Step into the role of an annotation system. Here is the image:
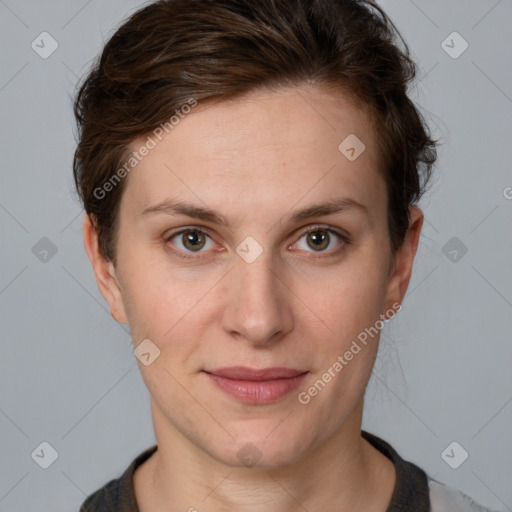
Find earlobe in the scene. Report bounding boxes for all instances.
[82,213,128,323]
[383,206,424,314]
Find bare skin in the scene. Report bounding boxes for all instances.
[84,84,423,511]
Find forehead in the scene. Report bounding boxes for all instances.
[120,84,385,224]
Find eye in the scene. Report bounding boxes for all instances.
[166,228,217,258]
[292,225,349,257]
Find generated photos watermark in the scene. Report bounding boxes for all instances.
[297,301,402,405]
[93,97,198,200]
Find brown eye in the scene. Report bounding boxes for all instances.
[306,229,330,251]
[293,226,348,257]
[181,229,206,251]
[167,228,216,257]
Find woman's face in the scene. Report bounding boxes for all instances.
[87,84,421,468]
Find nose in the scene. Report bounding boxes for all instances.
[220,250,294,347]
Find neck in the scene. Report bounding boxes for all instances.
[134,400,396,512]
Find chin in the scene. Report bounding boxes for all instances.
[208,426,309,470]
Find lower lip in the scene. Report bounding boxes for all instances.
[204,372,308,404]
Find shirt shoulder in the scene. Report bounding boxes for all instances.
[79,477,122,512]
[361,430,500,512]
[78,445,158,512]
[428,477,500,512]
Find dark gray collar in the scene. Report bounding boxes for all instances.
[362,430,430,511]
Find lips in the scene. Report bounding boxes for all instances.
[203,366,309,404]
[204,366,307,381]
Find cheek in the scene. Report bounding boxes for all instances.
[290,254,389,410]
[295,258,388,344]
[295,274,385,421]
[120,258,224,373]
[119,249,197,328]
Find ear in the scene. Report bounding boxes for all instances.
[83,213,128,324]
[382,206,424,317]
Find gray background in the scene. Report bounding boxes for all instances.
[0,0,511,510]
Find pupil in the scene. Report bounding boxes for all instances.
[309,230,328,251]
[184,231,205,251]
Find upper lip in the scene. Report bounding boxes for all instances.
[204,366,308,381]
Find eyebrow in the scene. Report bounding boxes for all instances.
[140,196,370,228]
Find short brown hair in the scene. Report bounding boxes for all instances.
[72,0,438,266]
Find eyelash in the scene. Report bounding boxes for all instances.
[164,225,351,261]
